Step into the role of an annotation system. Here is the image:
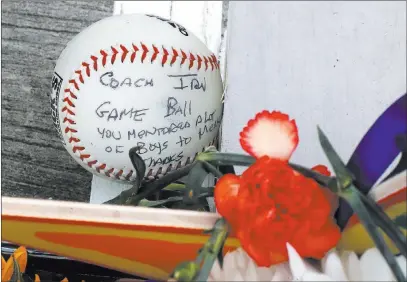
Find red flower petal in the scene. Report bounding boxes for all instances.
[214,174,241,223]
[311,164,331,176]
[217,156,341,267]
[291,219,341,259]
[239,111,299,161]
[239,227,289,266]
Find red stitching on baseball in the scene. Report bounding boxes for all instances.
[189,53,195,70]
[125,170,133,180]
[82,62,91,76]
[64,89,77,99]
[69,79,79,90]
[180,49,187,66]
[203,56,209,70]
[208,57,214,70]
[75,70,84,84]
[171,48,178,66]
[100,50,108,66]
[162,47,169,66]
[65,127,77,133]
[151,45,159,63]
[80,154,90,160]
[73,146,85,153]
[105,168,115,177]
[62,42,219,181]
[96,163,106,172]
[91,55,98,71]
[120,45,128,63]
[63,117,75,125]
[63,97,75,107]
[69,137,80,143]
[131,44,139,62]
[62,106,75,116]
[116,170,124,178]
[197,55,202,70]
[111,47,119,64]
[141,43,149,63]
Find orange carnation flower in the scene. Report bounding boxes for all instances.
[215,110,341,266]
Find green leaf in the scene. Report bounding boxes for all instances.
[218,164,236,175]
[202,145,236,175]
[289,163,334,188]
[103,146,147,205]
[359,193,407,258]
[104,163,193,206]
[184,161,210,205]
[130,164,193,205]
[201,161,223,178]
[217,240,226,268]
[163,183,186,191]
[170,261,200,282]
[317,126,355,193]
[198,151,334,188]
[342,187,406,282]
[394,213,407,230]
[128,146,147,191]
[197,152,256,166]
[168,218,230,281]
[195,218,230,281]
[138,188,214,209]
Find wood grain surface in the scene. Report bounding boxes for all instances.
[1,0,114,201]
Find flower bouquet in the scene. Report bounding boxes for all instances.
[107,93,406,281]
[2,93,406,282]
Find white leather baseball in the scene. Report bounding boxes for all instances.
[50,14,223,182]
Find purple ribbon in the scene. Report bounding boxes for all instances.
[335,93,407,229]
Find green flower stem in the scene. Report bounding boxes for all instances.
[138,198,176,208]
[163,183,186,191]
[201,161,224,178]
[169,218,229,282]
[183,160,223,206]
[197,152,333,187]
[341,187,406,282]
[170,261,200,282]
[104,164,193,206]
[129,164,193,206]
[289,163,334,188]
[196,218,230,281]
[197,152,256,166]
[359,193,407,257]
[138,190,214,208]
[184,161,211,204]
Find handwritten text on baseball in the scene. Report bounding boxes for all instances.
[94,72,221,169]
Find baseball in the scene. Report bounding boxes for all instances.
[50,14,224,183]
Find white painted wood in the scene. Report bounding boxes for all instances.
[222,1,406,174]
[90,176,132,204]
[113,1,172,18]
[90,1,226,204]
[171,1,224,64]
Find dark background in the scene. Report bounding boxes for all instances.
[1,0,115,201]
